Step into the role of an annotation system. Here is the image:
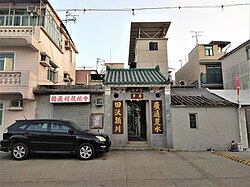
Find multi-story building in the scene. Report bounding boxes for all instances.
[220,39,250,90]
[175,41,230,89]
[128,22,171,79]
[0,0,78,137]
[102,22,172,148]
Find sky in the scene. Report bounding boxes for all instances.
[49,0,250,77]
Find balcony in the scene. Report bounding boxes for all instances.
[0,26,40,50]
[200,74,223,89]
[0,70,37,100]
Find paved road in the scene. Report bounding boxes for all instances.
[0,150,249,187]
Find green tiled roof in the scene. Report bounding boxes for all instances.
[103,67,169,85]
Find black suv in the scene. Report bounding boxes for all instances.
[0,119,111,160]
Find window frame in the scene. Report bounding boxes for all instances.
[204,45,214,56]
[189,113,198,129]
[50,122,70,134]
[246,47,250,60]
[26,122,49,132]
[10,100,23,108]
[149,42,158,51]
[47,60,58,83]
[0,52,15,71]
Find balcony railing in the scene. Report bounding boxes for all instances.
[0,27,33,36]
[200,74,223,84]
[0,72,21,84]
[0,70,37,100]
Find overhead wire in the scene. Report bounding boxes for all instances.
[55,3,250,13]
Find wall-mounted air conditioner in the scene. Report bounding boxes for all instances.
[95,98,103,107]
[27,6,40,15]
[65,40,71,50]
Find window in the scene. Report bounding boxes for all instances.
[47,68,58,83]
[149,42,158,50]
[205,66,222,84]
[10,100,23,108]
[45,11,63,49]
[0,53,14,71]
[47,60,58,83]
[246,47,250,60]
[51,123,70,133]
[69,50,73,63]
[19,124,28,130]
[189,113,197,129]
[0,101,3,127]
[26,123,48,132]
[204,45,214,56]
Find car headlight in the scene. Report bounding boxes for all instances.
[96,136,106,142]
[3,128,8,133]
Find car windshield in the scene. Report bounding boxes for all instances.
[68,121,87,132]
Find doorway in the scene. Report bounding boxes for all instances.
[127,100,146,141]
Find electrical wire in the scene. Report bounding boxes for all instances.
[55,3,250,13]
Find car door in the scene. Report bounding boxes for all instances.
[25,121,51,151]
[49,122,76,152]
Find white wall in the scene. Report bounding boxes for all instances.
[171,107,240,150]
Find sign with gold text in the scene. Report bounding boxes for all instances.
[152,100,163,134]
[113,101,123,134]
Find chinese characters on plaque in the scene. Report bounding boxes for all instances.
[152,100,163,134]
[50,94,90,103]
[113,101,123,134]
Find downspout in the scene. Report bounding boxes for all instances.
[237,101,244,151]
[237,103,243,149]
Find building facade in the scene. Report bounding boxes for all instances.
[34,85,104,131]
[220,39,250,90]
[175,41,230,89]
[128,22,171,78]
[0,0,78,138]
[171,87,247,150]
[103,67,171,148]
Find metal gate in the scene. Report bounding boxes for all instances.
[53,104,90,130]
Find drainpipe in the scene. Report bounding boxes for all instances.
[238,102,243,144]
[237,102,243,149]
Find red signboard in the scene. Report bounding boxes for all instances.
[152,100,163,134]
[113,101,123,134]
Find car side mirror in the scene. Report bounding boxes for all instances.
[68,129,74,135]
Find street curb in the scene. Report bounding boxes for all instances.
[212,151,250,166]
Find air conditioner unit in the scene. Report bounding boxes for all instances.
[40,60,50,67]
[27,6,40,15]
[179,80,187,86]
[95,98,103,107]
[65,40,71,50]
[63,72,73,82]
[40,53,50,67]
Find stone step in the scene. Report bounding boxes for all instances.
[111,141,153,151]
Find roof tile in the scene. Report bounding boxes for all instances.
[103,67,169,85]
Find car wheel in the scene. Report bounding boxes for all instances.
[11,143,29,160]
[77,143,95,160]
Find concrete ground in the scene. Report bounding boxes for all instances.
[0,150,249,187]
